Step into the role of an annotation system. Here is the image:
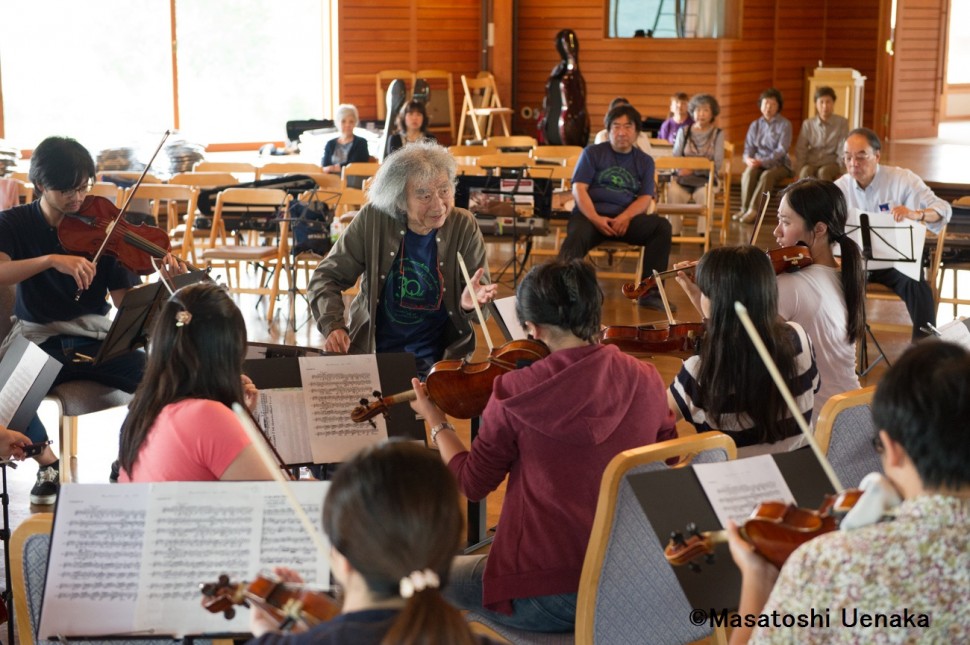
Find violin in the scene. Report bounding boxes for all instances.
[351,338,550,423]
[621,245,814,301]
[664,489,862,570]
[600,320,704,356]
[201,573,340,631]
[58,195,189,275]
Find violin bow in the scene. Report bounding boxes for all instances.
[231,403,332,558]
[75,129,172,300]
[733,302,844,493]
[748,191,771,246]
[456,251,493,351]
[652,269,676,325]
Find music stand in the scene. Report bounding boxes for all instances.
[848,213,919,375]
[90,271,210,366]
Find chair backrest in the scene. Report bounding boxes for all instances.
[168,172,240,188]
[814,386,882,489]
[448,145,499,157]
[97,171,163,185]
[375,69,416,120]
[532,145,584,164]
[257,162,324,180]
[462,72,505,109]
[193,161,258,176]
[476,153,535,169]
[414,69,457,141]
[486,136,538,151]
[122,184,199,234]
[341,162,382,190]
[87,181,123,205]
[576,432,736,645]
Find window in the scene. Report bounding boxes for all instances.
[608,0,728,39]
[0,0,172,149]
[0,0,335,149]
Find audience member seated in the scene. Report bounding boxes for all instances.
[670,245,818,457]
[248,441,499,644]
[794,86,848,181]
[667,93,725,235]
[118,282,275,482]
[560,104,673,312]
[657,92,693,144]
[321,104,371,174]
[736,88,793,223]
[728,341,970,643]
[387,99,438,156]
[835,127,952,340]
[410,259,677,633]
[594,97,653,154]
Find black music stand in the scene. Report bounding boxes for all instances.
[1,460,14,644]
[850,213,918,375]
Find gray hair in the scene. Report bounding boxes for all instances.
[335,103,360,125]
[688,93,720,119]
[367,141,456,222]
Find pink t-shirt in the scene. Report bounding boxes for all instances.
[120,399,252,482]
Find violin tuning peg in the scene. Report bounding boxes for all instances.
[372,390,382,398]
[359,398,369,406]
[223,607,236,620]
[686,522,700,538]
[669,531,685,547]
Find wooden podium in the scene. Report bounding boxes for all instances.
[805,67,866,129]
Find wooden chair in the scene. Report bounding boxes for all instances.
[193,160,258,179]
[814,386,882,489]
[653,156,716,252]
[168,171,240,188]
[466,432,735,645]
[87,181,123,205]
[486,135,538,152]
[936,196,970,317]
[475,153,535,170]
[458,72,513,143]
[415,69,457,142]
[97,171,163,185]
[532,145,584,165]
[257,162,324,180]
[375,69,416,121]
[448,145,499,157]
[341,162,381,190]
[202,188,293,323]
[122,183,199,234]
[718,141,735,243]
[865,220,947,334]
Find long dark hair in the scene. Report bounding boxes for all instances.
[324,441,475,645]
[515,259,603,342]
[694,246,801,443]
[782,178,865,342]
[119,282,248,475]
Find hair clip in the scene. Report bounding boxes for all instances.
[399,568,440,598]
[175,311,192,327]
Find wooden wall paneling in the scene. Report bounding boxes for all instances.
[337,0,482,142]
[887,0,948,139]
[824,1,882,131]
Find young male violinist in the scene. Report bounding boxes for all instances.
[727,341,970,643]
[0,136,184,504]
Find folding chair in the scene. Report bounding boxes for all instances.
[458,72,513,143]
[814,386,882,489]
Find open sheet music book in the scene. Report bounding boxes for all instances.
[39,481,330,640]
[0,335,61,432]
[253,354,390,465]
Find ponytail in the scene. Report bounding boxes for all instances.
[381,589,477,645]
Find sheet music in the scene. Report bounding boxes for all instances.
[938,317,970,349]
[40,481,330,639]
[843,207,926,281]
[694,455,796,527]
[493,296,527,340]
[256,388,313,464]
[299,355,388,463]
[0,340,49,426]
[41,484,149,637]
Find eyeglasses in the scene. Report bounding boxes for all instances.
[842,152,874,164]
[55,181,94,198]
[412,186,455,204]
[610,121,636,132]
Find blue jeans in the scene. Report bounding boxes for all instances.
[446,554,576,633]
[23,335,145,443]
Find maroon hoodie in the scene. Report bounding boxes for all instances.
[448,342,676,613]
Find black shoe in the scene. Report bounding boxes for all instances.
[637,290,678,314]
[30,465,59,505]
[110,460,121,483]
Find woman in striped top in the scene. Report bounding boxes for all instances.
[668,245,819,457]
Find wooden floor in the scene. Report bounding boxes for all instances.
[3,126,969,641]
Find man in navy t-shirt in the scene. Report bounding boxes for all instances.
[559,104,672,311]
[0,136,182,504]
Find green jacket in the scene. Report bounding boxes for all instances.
[307,204,489,360]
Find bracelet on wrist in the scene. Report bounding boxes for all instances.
[430,421,455,445]
[919,209,927,222]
